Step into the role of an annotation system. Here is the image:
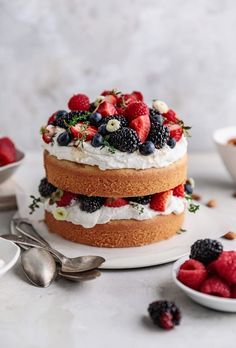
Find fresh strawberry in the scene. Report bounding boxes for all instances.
[117,94,136,108]
[124,102,149,122]
[200,276,231,298]
[57,191,76,207]
[104,198,128,208]
[104,94,117,105]
[70,122,97,141]
[169,124,183,142]
[209,251,236,284]
[130,115,150,143]
[47,112,56,125]
[0,137,17,166]
[68,93,90,111]
[42,132,52,144]
[231,285,236,298]
[177,259,207,290]
[131,91,143,101]
[96,101,118,117]
[150,190,172,212]
[163,109,178,123]
[173,184,185,198]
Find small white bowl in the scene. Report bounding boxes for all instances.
[0,237,20,278]
[213,126,236,183]
[172,255,236,312]
[0,149,25,184]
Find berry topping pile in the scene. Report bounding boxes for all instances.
[41,89,190,155]
[0,137,17,166]
[177,239,236,298]
[148,300,181,330]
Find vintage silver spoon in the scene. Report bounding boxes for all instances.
[21,247,57,287]
[58,269,101,282]
[2,234,105,273]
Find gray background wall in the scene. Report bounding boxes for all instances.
[1,0,236,152]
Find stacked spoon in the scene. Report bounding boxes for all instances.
[1,218,105,287]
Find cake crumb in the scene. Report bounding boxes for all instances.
[191,193,201,201]
[206,199,217,208]
[223,232,236,240]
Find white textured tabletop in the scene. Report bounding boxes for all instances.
[0,152,236,348]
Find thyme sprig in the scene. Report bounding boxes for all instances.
[101,138,116,154]
[130,202,144,215]
[185,193,200,213]
[29,195,42,215]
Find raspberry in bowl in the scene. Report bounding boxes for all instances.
[0,137,25,184]
[172,239,236,312]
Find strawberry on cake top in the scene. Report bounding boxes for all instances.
[41,90,189,171]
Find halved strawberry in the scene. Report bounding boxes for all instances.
[42,132,52,144]
[173,184,185,198]
[104,94,117,105]
[96,101,118,117]
[124,102,149,122]
[169,124,183,141]
[163,109,178,123]
[0,137,17,166]
[131,91,143,101]
[117,94,136,109]
[70,122,97,141]
[47,112,56,125]
[150,190,172,212]
[130,115,150,143]
[68,93,90,111]
[57,192,77,207]
[104,198,128,208]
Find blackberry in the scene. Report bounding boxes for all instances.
[128,195,152,205]
[100,115,128,128]
[147,122,169,149]
[190,239,223,264]
[54,111,89,129]
[80,196,105,213]
[38,178,56,198]
[148,300,181,330]
[108,127,140,153]
[149,108,163,124]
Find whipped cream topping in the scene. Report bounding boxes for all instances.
[45,196,186,228]
[44,128,187,170]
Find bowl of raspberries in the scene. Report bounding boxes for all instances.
[0,137,25,184]
[172,239,236,312]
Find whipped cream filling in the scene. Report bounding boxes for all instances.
[45,196,186,228]
[44,128,187,170]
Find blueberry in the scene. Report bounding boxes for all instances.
[98,124,108,136]
[167,137,176,149]
[89,112,102,126]
[55,110,68,119]
[150,114,163,124]
[185,183,193,195]
[57,132,72,146]
[91,133,104,147]
[139,141,155,156]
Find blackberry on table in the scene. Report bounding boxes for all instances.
[38,178,56,197]
[80,196,105,213]
[190,239,223,264]
[148,300,181,330]
[99,115,128,128]
[128,195,152,205]
[108,127,140,153]
[147,122,169,149]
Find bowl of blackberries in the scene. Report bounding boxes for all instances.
[172,239,236,312]
[0,136,25,184]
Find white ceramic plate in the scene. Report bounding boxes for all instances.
[0,237,20,278]
[13,204,236,269]
[172,255,236,312]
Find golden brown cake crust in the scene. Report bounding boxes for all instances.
[44,151,187,197]
[45,210,185,248]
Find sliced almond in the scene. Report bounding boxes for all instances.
[223,232,236,240]
[206,199,217,208]
[191,193,201,201]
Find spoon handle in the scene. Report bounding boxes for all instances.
[13,218,51,247]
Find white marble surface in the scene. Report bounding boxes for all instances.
[0,152,236,348]
[1,0,236,152]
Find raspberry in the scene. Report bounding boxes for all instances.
[177,259,207,290]
[200,276,231,298]
[190,239,223,264]
[148,300,181,330]
[173,184,185,197]
[231,285,236,298]
[209,251,236,284]
[68,94,90,111]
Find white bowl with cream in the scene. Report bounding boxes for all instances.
[213,126,236,183]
